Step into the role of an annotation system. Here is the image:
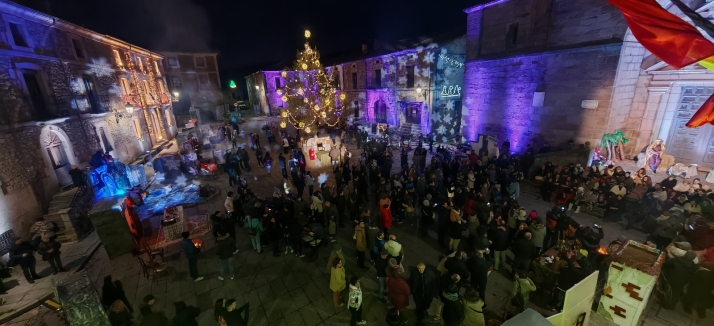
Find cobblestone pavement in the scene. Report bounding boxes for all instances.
[8,113,709,326]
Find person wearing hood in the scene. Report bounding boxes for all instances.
[463,287,486,326]
[529,218,547,254]
[409,262,438,324]
[330,258,346,307]
[682,269,714,319]
[661,174,678,192]
[441,283,464,326]
[510,270,537,313]
[386,268,411,312]
[326,243,346,274]
[660,251,700,309]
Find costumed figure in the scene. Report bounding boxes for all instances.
[637,139,675,174]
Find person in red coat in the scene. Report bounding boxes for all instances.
[380,204,393,236]
[386,270,410,312]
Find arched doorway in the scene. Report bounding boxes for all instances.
[41,126,77,187]
[374,100,387,123]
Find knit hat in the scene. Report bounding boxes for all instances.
[684,251,697,260]
[388,258,398,267]
[669,174,676,178]
[380,249,388,255]
[423,200,430,206]
[333,243,342,251]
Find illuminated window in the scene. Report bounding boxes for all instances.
[167,57,179,68]
[154,61,161,76]
[198,74,209,85]
[171,75,182,86]
[119,78,131,96]
[157,80,166,95]
[195,56,206,68]
[136,56,144,71]
[132,119,142,138]
[113,50,123,68]
[164,109,172,126]
[142,80,151,95]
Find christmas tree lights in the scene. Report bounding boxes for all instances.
[277,30,349,132]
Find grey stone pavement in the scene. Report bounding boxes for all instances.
[0,232,101,325]
[4,112,709,325]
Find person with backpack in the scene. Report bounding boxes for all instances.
[246,216,265,254]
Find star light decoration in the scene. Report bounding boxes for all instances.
[277,30,349,133]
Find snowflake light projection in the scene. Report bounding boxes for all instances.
[87,58,115,78]
[317,172,329,185]
[423,52,435,64]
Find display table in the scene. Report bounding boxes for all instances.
[306,136,332,152]
[162,206,185,241]
[318,151,330,165]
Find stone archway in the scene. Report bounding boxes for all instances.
[40,125,78,187]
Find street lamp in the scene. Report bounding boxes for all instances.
[416,86,427,101]
[125,103,134,114]
[173,91,179,97]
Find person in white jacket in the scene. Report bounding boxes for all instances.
[224,192,235,214]
[348,276,367,325]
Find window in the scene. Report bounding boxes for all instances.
[136,56,144,71]
[46,143,68,168]
[142,80,152,100]
[171,75,182,86]
[352,72,358,89]
[97,127,113,152]
[334,73,341,89]
[22,71,49,119]
[506,23,519,48]
[8,22,28,47]
[375,100,387,123]
[164,109,172,127]
[133,119,142,139]
[195,57,206,68]
[71,39,85,59]
[157,80,166,96]
[373,69,382,88]
[167,57,179,68]
[119,78,131,96]
[353,101,359,118]
[113,50,124,68]
[154,61,161,76]
[82,75,101,112]
[406,66,415,88]
[275,77,281,89]
[198,74,209,85]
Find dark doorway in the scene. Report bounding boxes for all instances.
[404,103,421,124]
[23,72,49,119]
[374,100,387,123]
[83,75,102,112]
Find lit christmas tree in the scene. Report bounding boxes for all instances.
[276,30,349,133]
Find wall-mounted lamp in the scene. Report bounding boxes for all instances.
[416,86,427,101]
[114,103,134,123]
[255,85,260,90]
[171,91,180,102]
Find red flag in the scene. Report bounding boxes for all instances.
[686,94,714,128]
[608,0,714,69]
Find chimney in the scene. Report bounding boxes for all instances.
[361,44,368,54]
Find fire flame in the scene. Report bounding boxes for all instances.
[597,247,608,255]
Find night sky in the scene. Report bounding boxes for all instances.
[43,0,478,94]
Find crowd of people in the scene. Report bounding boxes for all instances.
[99,121,714,325]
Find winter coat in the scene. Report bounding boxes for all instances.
[445,257,470,280]
[466,256,492,287]
[655,215,683,240]
[511,277,537,311]
[530,223,547,248]
[355,224,367,251]
[386,276,411,310]
[348,284,363,309]
[512,238,536,261]
[215,235,234,260]
[463,298,485,326]
[662,256,699,288]
[330,266,346,292]
[180,238,200,260]
[489,226,509,251]
[448,220,463,240]
[441,291,464,324]
[381,207,393,229]
[409,268,438,300]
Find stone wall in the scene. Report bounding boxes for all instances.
[463,43,622,153]
[470,0,627,58]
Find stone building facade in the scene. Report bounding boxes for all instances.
[463,0,714,169]
[462,0,629,153]
[0,0,174,238]
[247,36,465,141]
[160,52,224,124]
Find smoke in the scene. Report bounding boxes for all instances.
[133,0,212,52]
